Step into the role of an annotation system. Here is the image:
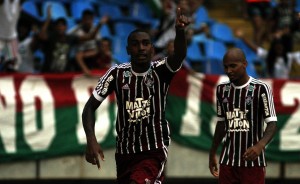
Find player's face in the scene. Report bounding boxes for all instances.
[127,32,153,65]
[223,59,247,83]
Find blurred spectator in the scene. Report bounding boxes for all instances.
[185,0,210,42]
[150,0,177,53]
[0,0,21,72]
[37,5,105,73]
[269,0,298,52]
[153,39,197,75]
[236,29,300,79]
[241,0,273,46]
[76,37,116,77]
[68,10,109,71]
[17,18,40,73]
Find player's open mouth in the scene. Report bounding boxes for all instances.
[137,54,147,59]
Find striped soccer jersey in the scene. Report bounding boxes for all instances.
[93,57,178,154]
[216,77,277,167]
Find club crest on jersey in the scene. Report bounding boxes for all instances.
[123,71,132,78]
[144,77,154,88]
[223,85,231,91]
[245,96,253,105]
[247,85,256,91]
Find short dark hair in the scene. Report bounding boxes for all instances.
[127,29,151,44]
[54,17,67,26]
[82,9,94,18]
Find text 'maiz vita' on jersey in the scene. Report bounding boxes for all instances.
[216,77,277,167]
[92,57,180,155]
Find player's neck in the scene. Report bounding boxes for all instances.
[233,75,250,86]
[131,63,151,73]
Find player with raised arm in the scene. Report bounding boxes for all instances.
[82,7,189,184]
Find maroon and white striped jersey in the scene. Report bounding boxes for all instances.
[216,77,277,167]
[93,57,179,154]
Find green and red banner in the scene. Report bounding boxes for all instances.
[0,70,300,163]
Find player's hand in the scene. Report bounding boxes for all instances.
[85,136,105,170]
[209,153,219,178]
[175,7,190,29]
[243,143,264,161]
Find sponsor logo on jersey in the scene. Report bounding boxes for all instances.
[101,75,114,95]
[226,108,250,132]
[122,84,129,90]
[156,58,166,67]
[222,97,229,103]
[126,97,151,123]
[261,93,269,116]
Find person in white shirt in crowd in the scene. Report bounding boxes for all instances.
[0,0,21,72]
[68,9,109,71]
[236,28,300,79]
[17,18,40,73]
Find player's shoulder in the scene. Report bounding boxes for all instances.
[217,80,231,88]
[250,77,270,87]
[110,62,131,70]
[250,77,273,92]
[151,57,167,67]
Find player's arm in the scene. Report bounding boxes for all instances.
[82,95,105,170]
[243,121,277,161]
[243,84,277,161]
[167,7,190,71]
[258,121,277,147]
[209,120,226,178]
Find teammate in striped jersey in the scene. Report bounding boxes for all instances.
[82,7,190,184]
[209,48,277,184]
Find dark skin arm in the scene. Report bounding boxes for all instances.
[82,95,104,170]
[209,121,226,178]
[167,7,190,71]
[243,121,277,161]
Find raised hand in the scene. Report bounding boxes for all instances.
[175,7,190,29]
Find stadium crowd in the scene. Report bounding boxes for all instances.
[0,0,300,79]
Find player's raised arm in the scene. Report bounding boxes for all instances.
[167,7,190,71]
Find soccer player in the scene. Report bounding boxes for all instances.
[82,7,189,184]
[209,48,277,184]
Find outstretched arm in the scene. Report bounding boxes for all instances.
[209,121,226,178]
[82,95,105,170]
[167,7,190,71]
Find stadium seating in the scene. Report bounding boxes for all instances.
[112,36,130,63]
[21,1,41,21]
[210,22,235,44]
[203,39,227,74]
[113,22,137,37]
[41,1,69,20]
[70,1,95,21]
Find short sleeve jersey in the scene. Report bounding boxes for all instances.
[93,57,179,154]
[216,77,277,167]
